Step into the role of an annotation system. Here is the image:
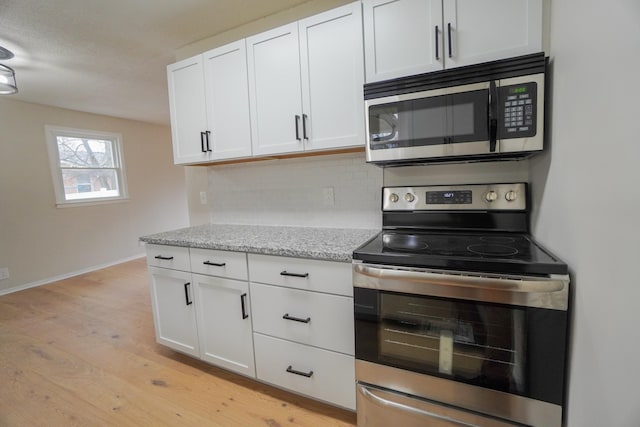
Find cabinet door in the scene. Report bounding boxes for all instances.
[299,2,365,151]
[203,40,253,161]
[363,0,443,83]
[147,267,199,357]
[247,23,304,156]
[192,274,255,378]
[167,56,209,164]
[443,0,543,69]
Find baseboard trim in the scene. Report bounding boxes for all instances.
[0,253,146,296]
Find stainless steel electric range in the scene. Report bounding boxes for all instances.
[352,183,570,427]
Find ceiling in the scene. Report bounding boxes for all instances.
[0,0,312,125]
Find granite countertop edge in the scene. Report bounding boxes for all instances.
[140,224,380,263]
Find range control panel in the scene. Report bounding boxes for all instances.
[383,183,527,211]
[498,82,538,139]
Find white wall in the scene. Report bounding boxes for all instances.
[0,98,189,293]
[530,1,640,426]
[207,152,382,229]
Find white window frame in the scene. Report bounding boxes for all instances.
[45,125,129,207]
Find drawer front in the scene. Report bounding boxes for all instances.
[248,254,352,296]
[190,248,248,280]
[254,333,355,410]
[251,283,354,355]
[146,244,190,271]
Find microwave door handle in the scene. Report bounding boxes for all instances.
[489,81,498,152]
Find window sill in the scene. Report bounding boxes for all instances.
[55,197,130,208]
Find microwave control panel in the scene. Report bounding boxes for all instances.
[498,82,537,139]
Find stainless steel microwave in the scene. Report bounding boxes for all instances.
[364,53,547,165]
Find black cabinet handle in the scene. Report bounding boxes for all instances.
[295,115,301,141]
[154,255,174,260]
[447,22,453,58]
[435,26,440,60]
[286,366,313,378]
[184,282,193,306]
[205,130,212,152]
[302,114,308,140]
[240,293,249,319]
[283,313,311,323]
[280,271,309,278]
[203,261,226,267]
[200,131,206,153]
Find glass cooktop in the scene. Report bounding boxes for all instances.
[353,230,568,276]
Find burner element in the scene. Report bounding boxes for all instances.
[467,244,519,257]
[383,234,428,251]
[479,236,516,244]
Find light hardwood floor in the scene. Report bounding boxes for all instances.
[0,258,357,426]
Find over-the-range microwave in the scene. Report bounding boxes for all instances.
[364,53,547,165]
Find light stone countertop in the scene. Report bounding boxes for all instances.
[139,224,380,263]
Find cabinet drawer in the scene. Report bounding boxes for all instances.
[254,333,355,410]
[190,248,248,280]
[146,244,190,271]
[248,254,352,296]
[251,282,353,355]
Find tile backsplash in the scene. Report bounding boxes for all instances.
[207,152,383,229]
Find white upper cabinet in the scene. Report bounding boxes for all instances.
[167,41,253,165]
[299,2,365,152]
[443,0,543,69]
[247,23,304,156]
[247,2,365,156]
[363,0,543,82]
[203,40,253,161]
[167,56,209,164]
[363,0,443,82]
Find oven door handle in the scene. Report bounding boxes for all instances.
[359,385,475,427]
[354,264,569,310]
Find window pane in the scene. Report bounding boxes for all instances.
[61,168,120,200]
[56,136,115,168]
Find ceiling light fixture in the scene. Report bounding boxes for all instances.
[0,46,14,60]
[0,64,18,94]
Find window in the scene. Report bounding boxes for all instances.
[45,126,128,206]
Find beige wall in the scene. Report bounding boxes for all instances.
[0,98,189,293]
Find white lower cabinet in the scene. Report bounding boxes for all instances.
[249,253,356,410]
[146,246,355,410]
[148,266,200,358]
[254,333,356,410]
[192,274,255,377]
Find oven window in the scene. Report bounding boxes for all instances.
[354,288,567,405]
[380,293,525,392]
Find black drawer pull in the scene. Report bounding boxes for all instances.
[283,314,311,323]
[154,255,174,261]
[286,366,313,378]
[203,261,226,267]
[184,282,193,306]
[240,293,249,319]
[280,271,309,278]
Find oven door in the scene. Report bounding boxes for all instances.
[365,81,492,163]
[353,262,569,427]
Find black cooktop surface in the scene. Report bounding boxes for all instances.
[353,230,568,276]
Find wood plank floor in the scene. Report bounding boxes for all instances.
[0,258,357,426]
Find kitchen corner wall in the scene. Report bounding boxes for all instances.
[206,152,382,229]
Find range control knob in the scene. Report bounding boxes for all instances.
[389,193,399,203]
[404,193,416,202]
[505,190,518,202]
[485,191,498,202]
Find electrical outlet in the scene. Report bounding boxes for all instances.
[199,191,207,205]
[0,267,9,281]
[322,187,335,206]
